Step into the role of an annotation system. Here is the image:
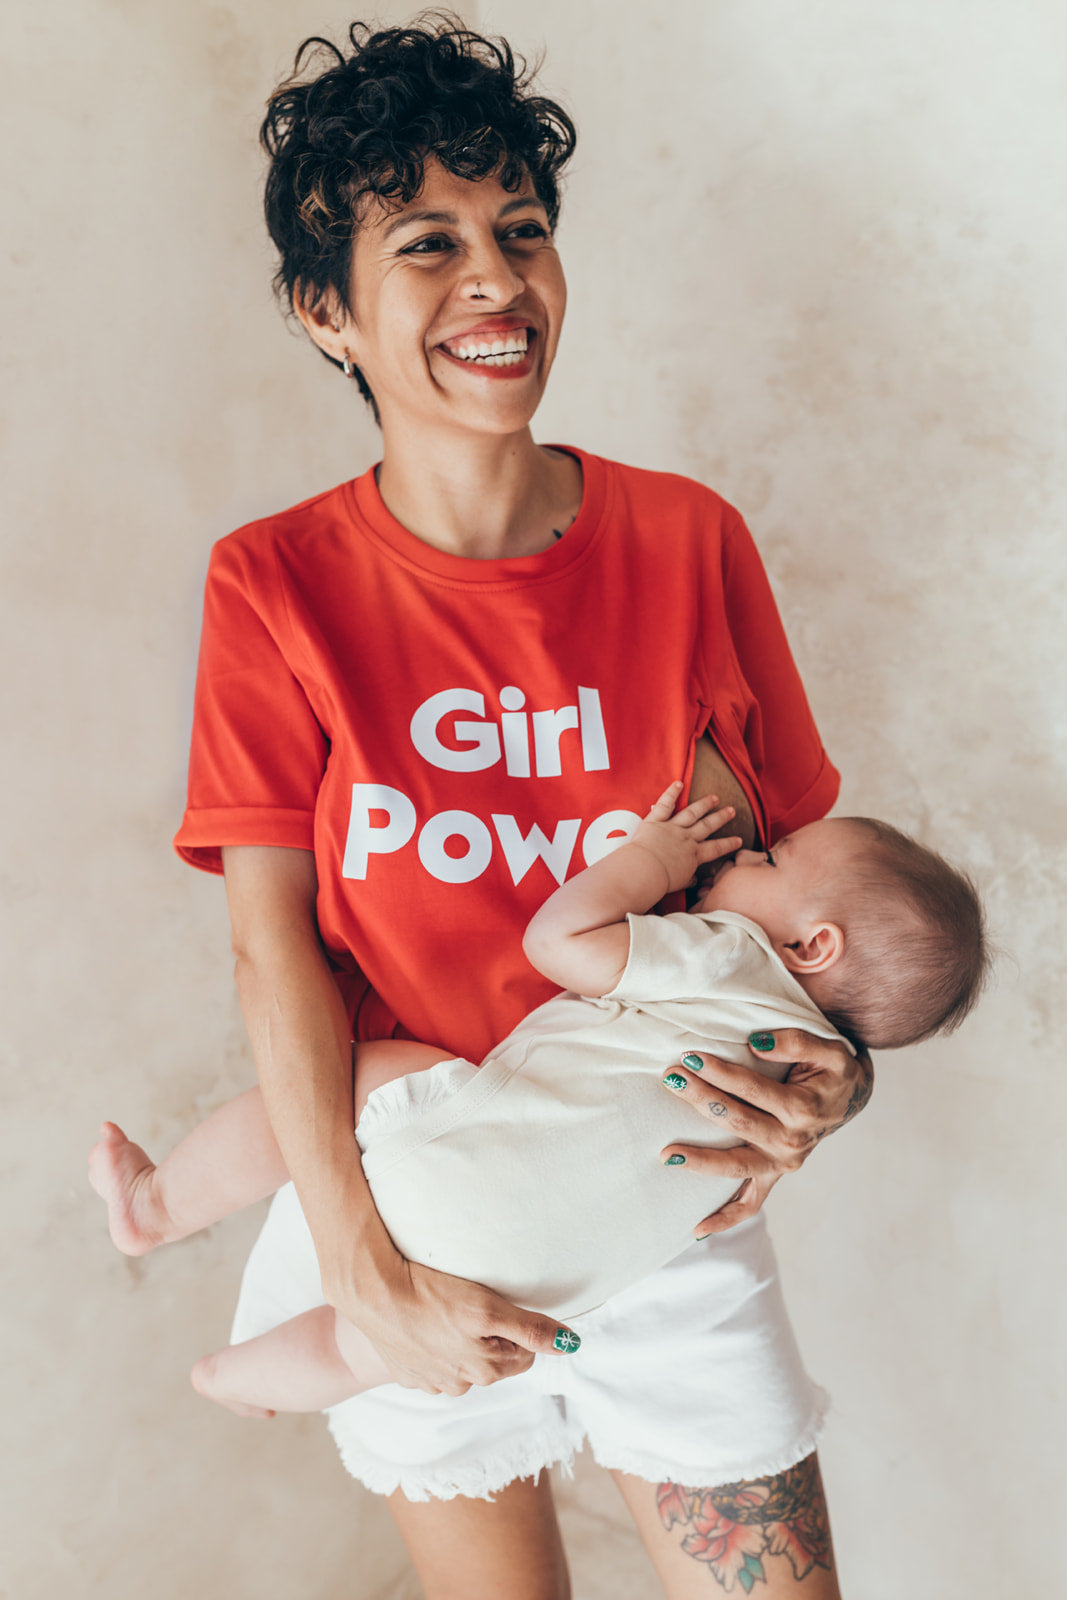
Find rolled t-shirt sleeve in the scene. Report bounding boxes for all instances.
[174,534,328,874]
[605,912,750,1006]
[719,509,840,841]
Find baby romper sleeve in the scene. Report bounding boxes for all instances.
[606,912,752,1006]
[174,532,328,874]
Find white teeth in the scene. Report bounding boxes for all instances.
[447,331,529,362]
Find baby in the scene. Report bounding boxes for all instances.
[90,784,987,1417]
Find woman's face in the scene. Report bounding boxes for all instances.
[330,158,567,440]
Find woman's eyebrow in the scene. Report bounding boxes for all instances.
[382,208,458,239]
[381,195,547,240]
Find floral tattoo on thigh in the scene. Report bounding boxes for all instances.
[656,1455,833,1592]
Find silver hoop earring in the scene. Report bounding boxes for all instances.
[342,355,352,377]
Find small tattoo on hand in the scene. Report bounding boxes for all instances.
[708,1101,728,1117]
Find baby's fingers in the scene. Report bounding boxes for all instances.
[643,781,685,823]
[675,799,740,844]
[670,790,723,827]
[696,834,743,864]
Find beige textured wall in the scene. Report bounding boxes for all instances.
[2,2,1062,1596]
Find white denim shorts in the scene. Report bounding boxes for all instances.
[231,1064,828,1504]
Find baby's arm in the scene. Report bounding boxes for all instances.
[522,783,742,998]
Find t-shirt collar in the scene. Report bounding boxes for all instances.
[343,445,606,586]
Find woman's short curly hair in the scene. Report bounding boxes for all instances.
[260,13,577,415]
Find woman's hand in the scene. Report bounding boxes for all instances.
[331,1253,582,1397]
[659,1030,874,1236]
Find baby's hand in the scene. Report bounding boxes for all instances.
[629,782,743,897]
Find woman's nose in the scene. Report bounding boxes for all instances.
[463,238,523,304]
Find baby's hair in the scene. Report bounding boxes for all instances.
[818,818,989,1053]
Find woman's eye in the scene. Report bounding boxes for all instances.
[505,222,548,242]
[401,235,454,256]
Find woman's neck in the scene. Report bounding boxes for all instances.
[375,424,581,560]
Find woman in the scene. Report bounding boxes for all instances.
[175,21,869,1599]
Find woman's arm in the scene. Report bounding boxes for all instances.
[222,844,578,1393]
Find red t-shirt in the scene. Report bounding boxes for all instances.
[175,448,839,1062]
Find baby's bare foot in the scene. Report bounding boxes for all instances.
[190,1352,276,1420]
[88,1122,169,1256]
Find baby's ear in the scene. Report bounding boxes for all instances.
[780,922,844,975]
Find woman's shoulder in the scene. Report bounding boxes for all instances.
[568,446,743,530]
[207,478,357,579]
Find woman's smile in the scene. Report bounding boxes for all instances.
[436,321,537,377]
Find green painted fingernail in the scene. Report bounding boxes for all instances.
[750,1032,776,1052]
[554,1328,581,1353]
[681,1053,704,1071]
[664,1153,686,1165]
[662,1072,687,1091]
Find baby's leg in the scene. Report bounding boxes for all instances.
[88,1088,289,1256]
[352,1037,452,1116]
[191,1307,392,1417]
[89,1039,449,1256]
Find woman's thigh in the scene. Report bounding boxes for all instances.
[611,1454,841,1599]
[386,1471,571,1600]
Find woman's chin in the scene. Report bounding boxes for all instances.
[436,391,545,439]
[431,351,548,434]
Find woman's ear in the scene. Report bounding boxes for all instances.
[779,922,845,975]
[293,281,353,364]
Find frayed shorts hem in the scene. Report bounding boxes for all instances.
[584,1388,830,1490]
[326,1391,830,1504]
[326,1413,586,1504]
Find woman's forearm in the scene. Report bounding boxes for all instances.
[222,846,399,1310]
[232,940,398,1298]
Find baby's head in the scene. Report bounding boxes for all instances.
[695,817,988,1051]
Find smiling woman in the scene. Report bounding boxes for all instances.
[260,21,575,422]
[159,14,868,1599]
[300,160,568,462]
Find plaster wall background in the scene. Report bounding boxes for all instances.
[1,2,1063,1595]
